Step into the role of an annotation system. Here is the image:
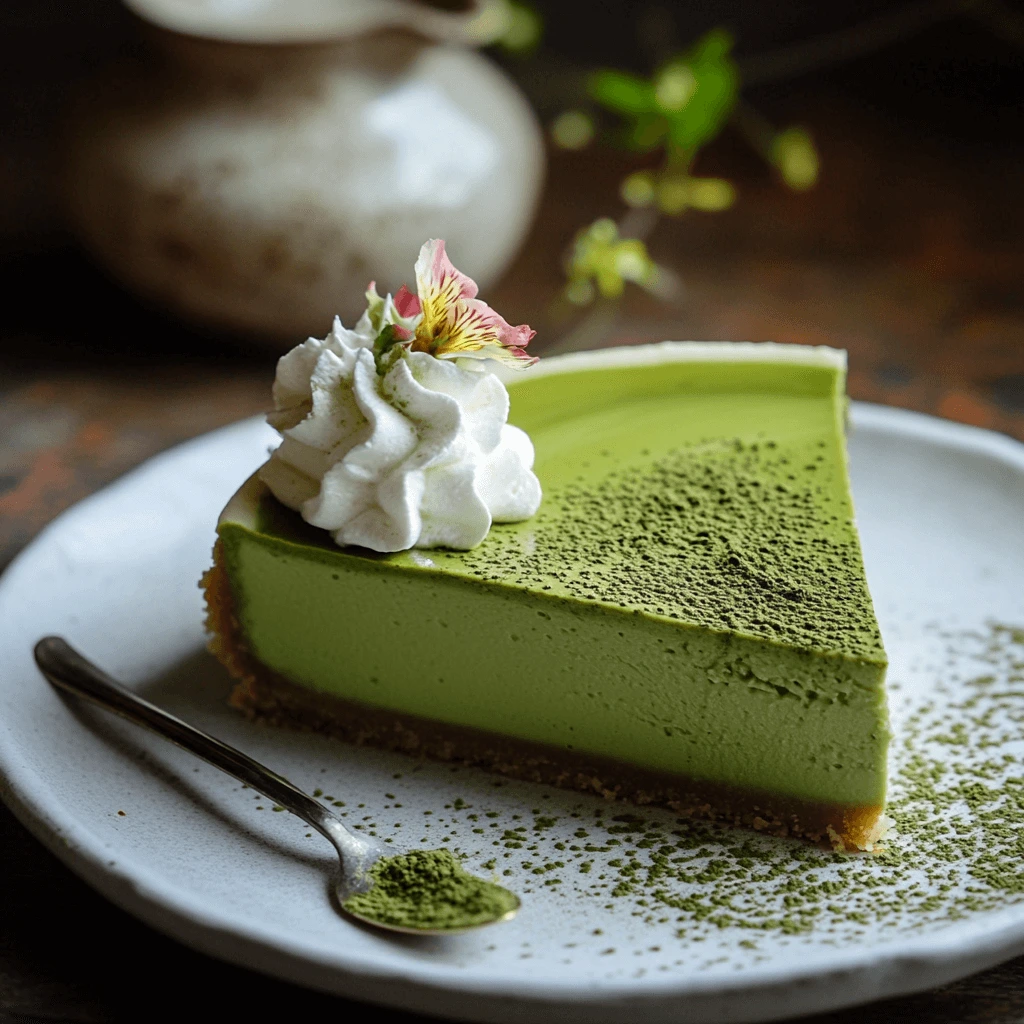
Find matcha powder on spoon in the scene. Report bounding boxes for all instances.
[343,849,520,931]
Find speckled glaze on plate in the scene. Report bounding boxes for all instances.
[0,404,1022,1024]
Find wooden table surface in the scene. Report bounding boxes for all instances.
[2,92,1023,1022]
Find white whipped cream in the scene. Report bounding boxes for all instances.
[259,316,542,552]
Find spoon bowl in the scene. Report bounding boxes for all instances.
[343,898,521,937]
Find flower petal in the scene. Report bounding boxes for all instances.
[415,239,478,303]
[364,281,385,332]
[432,298,537,366]
[492,313,537,357]
[414,239,478,350]
[393,284,422,319]
[409,239,536,367]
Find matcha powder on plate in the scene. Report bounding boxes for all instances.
[343,849,520,931]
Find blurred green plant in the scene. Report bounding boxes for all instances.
[564,219,661,305]
[589,30,738,162]
[554,28,821,305]
[474,0,544,55]
[771,127,819,190]
[550,109,595,151]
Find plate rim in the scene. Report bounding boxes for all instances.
[1,403,1023,1022]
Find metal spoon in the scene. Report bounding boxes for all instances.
[33,636,520,936]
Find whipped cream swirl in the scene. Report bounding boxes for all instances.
[259,314,542,552]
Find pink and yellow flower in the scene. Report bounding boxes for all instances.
[376,240,536,368]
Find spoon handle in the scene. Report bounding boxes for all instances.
[33,636,349,847]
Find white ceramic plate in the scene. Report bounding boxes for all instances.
[1,404,1022,1024]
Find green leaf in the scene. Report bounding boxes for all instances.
[588,70,656,116]
[623,112,670,152]
[772,127,819,190]
[497,1,543,55]
[685,177,736,211]
[620,171,656,207]
[689,27,734,65]
[662,30,738,152]
[373,324,411,375]
[550,109,594,150]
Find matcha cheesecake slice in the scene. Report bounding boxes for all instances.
[204,341,890,850]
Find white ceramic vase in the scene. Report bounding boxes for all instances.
[64,0,544,345]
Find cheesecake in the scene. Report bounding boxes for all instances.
[204,339,890,850]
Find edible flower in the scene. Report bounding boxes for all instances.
[373,239,536,371]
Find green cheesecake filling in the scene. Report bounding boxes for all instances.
[218,346,889,811]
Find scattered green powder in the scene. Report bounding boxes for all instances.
[332,622,1021,949]
[342,849,519,931]
[580,621,1022,936]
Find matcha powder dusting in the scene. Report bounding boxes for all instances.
[343,622,1023,950]
[343,849,519,931]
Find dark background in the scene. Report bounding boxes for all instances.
[6,1,1024,245]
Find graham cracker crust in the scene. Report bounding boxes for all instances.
[202,541,886,852]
